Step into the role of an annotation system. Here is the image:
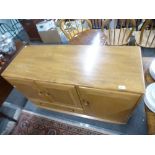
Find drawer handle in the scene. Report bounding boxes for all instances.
[70,109,74,112]
[39,102,43,106]
[38,91,43,95]
[45,92,50,96]
[84,101,89,106]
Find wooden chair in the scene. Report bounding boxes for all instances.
[135,19,155,48]
[90,19,102,29]
[59,19,92,41]
[101,19,136,45]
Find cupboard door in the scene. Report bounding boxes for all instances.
[6,78,48,102]
[78,87,141,123]
[35,81,82,109]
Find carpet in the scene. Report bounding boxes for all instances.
[11,111,103,135]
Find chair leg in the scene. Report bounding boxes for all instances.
[15,33,24,41]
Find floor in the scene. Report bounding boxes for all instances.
[0,29,155,135]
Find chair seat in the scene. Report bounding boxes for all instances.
[60,20,91,41]
[65,27,90,40]
[103,28,131,45]
[69,29,106,45]
[135,30,155,48]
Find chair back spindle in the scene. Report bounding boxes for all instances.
[136,19,155,48]
[101,19,135,46]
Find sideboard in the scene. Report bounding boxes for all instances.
[2,45,145,124]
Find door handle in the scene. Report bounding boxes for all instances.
[45,92,54,102]
[83,100,89,106]
[38,91,43,95]
[45,92,50,96]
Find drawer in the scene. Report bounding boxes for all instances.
[78,86,142,123]
[35,81,82,108]
[31,99,84,114]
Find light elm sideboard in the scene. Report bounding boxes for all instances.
[2,45,145,124]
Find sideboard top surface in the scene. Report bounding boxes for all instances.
[2,45,145,94]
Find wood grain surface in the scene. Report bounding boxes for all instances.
[2,45,145,123]
[2,45,145,94]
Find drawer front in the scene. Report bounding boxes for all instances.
[78,87,141,123]
[31,99,84,114]
[35,81,82,108]
[6,78,48,103]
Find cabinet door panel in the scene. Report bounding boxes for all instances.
[78,87,141,123]
[6,78,48,102]
[35,81,82,109]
